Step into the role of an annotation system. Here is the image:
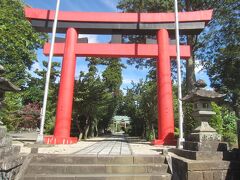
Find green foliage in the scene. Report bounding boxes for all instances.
[211,103,238,147]
[0,0,46,86]
[73,58,123,139]
[146,129,155,141]
[116,78,158,139]
[116,124,122,132]
[222,132,237,148]
[117,0,174,12]
[23,61,60,104]
[174,127,179,139]
[210,102,223,134]
[21,61,60,133]
[196,1,240,117]
[0,92,23,130]
[183,103,196,136]
[0,0,47,131]
[117,0,221,92]
[222,108,237,146]
[222,110,237,134]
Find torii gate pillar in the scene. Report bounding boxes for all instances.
[153,29,175,145]
[45,28,78,144]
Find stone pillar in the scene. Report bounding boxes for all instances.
[153,29,175,145]
[53,28,78,142]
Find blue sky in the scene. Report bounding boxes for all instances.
[24,0,210,91]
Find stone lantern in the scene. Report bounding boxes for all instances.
[0,65,22,179]
[0,65,20,109]
[173,79,227,160]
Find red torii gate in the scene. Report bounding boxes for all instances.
[25,7,212,145]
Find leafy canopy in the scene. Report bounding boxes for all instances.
[0,0,46,86]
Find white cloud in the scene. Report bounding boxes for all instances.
[78,34,98,43]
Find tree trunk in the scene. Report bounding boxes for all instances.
[233,93,240,118]
[78,132,83,141]
[186,54,196,92]
[84,124,90,140]
[185,1,196,93]
[151,123,155,140]
[83,116,90,140]
[88,122,94,138]
[95,123,98,137]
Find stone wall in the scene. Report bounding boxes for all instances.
[0,125,24,179]
[171,153,240,180]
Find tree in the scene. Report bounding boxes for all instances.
[117,0,173,12]
[23,61,60,105]
[74,63,106,139]
[117,0,223,92]
[210,102,238,147]
[0,0,46,86]
[22,61,60,133]
[0,92,22,130]
[196,1,240,117]
[209,102,223,134]
[73,58,123,139]
[117,82,146,137]
[0,0,46,131]
[18,102,41,130]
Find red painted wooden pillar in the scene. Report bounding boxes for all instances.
[54,28,78,138]
[153,29,175,145]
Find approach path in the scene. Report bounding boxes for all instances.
[13,133,169,155]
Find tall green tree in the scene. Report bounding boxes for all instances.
[22,61,60,133]
[196,0,240,117]
[0,0,46,130]
[117,0,220,92]
[0,0,46,86]
[0,92,22,130]
[74,64,105,139]
[117,82,145,137]
[73,58,123,139]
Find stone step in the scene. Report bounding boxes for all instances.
[23,173,172,180]
[26,163,169,175]
[0,145,20,159]
[0,155,24,171]
[170,148,223,160]
[0,135,12,148]
[31,154,166,164]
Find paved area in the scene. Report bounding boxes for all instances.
[72,135,132,155]
[12,133,170,155]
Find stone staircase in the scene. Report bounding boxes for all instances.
[19,154,171,180]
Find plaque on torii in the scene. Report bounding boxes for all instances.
[25,7,212,145]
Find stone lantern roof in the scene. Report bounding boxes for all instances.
[182,79,225,102]
[0,65,20,92]
[0,78,20,92]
